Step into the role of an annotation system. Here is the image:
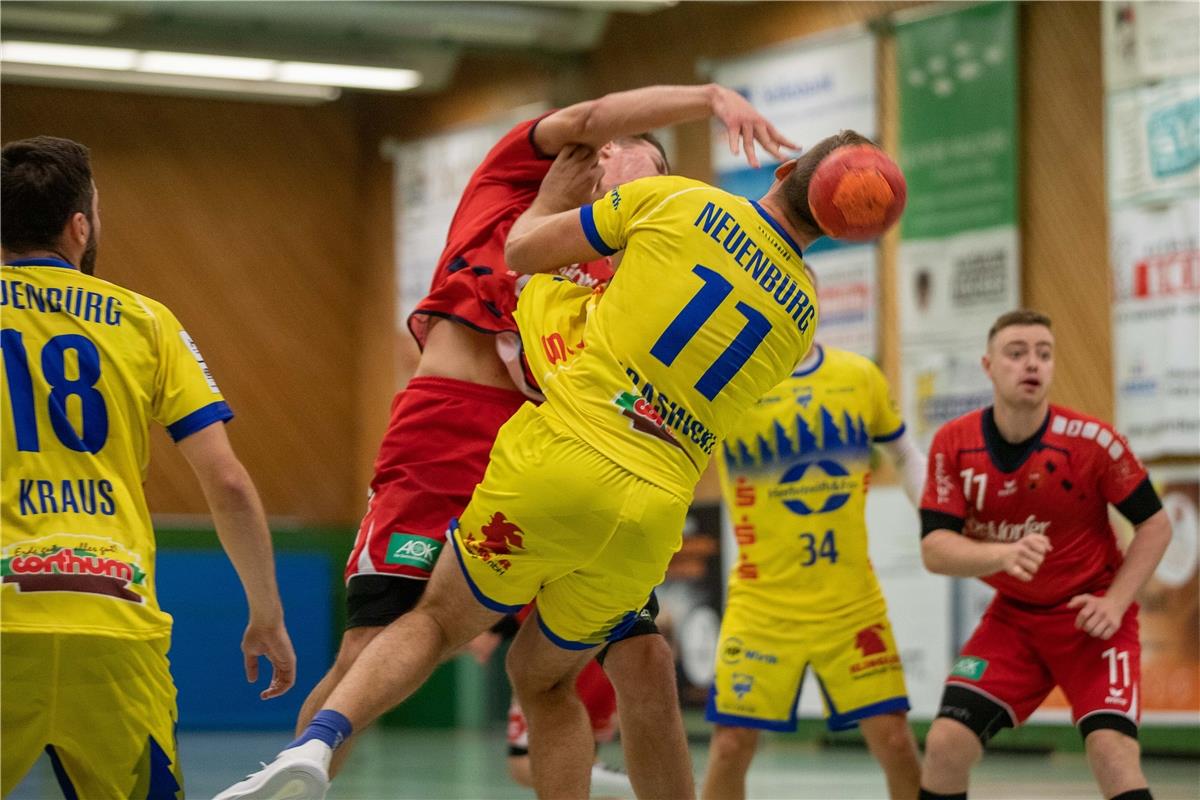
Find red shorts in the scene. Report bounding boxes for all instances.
[507,659,618,751]
[947,594,1141,728]
[345,376,528,582]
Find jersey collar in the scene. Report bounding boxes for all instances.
[4,257,77,270]
[792,343,825,377]
[750,200,805,257]
[981,406,1051,473]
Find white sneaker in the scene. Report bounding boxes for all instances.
[212,740,332,800]
[590,761,634,797]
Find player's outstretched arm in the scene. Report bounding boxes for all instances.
[879,431,928,507]
[535,83,797,169]
[921,530,1052,582]
[177,423,297,700]
[1069,508,1171,639]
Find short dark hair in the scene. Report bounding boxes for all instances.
[615,132,670,174]
[988,309,1053,342]
[782,129,875,239]
[2,136,95,253]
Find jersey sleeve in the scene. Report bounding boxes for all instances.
[581,176,683,256]
[919,425,966,536]
[147,302,233,442]
[1097,427,1160,523]
[865,361,905,442]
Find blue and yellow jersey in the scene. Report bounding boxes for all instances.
[519,176,817,500]
[717,345,904,619]
[1,260,232,639]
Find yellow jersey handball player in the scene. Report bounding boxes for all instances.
[452,149,836,650]
[702,342,929,800]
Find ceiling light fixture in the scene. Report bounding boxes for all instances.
[0,41,422,97]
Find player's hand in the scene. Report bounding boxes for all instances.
[463,630,503,665]
[1067,593,1127,640]
[709,84,798,169]
[242,620,297,700]
[537,144,604,212]
[1000,533,1052,582]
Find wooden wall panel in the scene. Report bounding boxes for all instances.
[1020,2,1111,420]
[2,85,365,523]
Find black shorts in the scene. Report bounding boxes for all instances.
[345,574,426,629]
[596,592,660,665]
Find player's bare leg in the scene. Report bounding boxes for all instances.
[700,725,759,800]
[859,711,921,799]
[506,611,601,799]
[295,625,382,777]
[321,550,501,726]
[1084,729,1149,798]
[604,633,697,800]
[919,718,982,797]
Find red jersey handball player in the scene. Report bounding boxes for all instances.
[917,310,1172,800]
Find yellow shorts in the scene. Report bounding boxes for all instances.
[707,597,909,732]
[1,632,182,799]
[451,403,687,648]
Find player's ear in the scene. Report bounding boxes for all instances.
[774,159,799,180]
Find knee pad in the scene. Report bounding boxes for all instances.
[1078,712,1138,742]
[935,684,1014,746]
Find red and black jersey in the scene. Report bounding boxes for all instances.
[919,404,1161,607]
[407,114,613,349]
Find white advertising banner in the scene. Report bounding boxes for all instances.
[710,29,879,360]
[898,227,1020,349]
[1107,79,1200,207]
[1103,1,1200,91]
[1110,197,1200,458]
[901,341,995,451]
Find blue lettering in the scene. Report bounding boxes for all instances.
[79,480,97,514]
[11,282,26,310]
[722,224,746,255]
[761,265,782,293]
[712,212,734,241]
[105,298,122,326]
[45,288,63,312]
[60,480,79,513]
[774,276,797,305]
[734,238,755,267]
[37,480,57,514]
[19,480,36,515]
[694,202,721,233]
[83,292,103,323]
[98,480,115,515]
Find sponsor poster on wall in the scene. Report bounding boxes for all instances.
[1103,1,1200,91]
[1110,198,1200,458]
[1107,79,1200,207]
[1034,466,1200,723]
[709,29,879,361]
[899,342,994,451]
[896,1,1020,352]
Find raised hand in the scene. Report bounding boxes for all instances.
[537,144,605,213]
[709,85,799,169]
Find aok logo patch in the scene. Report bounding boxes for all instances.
[384,533,441,569]
[950,656,988,681]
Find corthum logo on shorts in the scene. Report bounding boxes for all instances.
[950,656,988,681]
[384,533,441,569]
[615,392,682,449]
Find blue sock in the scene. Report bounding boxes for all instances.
[287,709,353,751]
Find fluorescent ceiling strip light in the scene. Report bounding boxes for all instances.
[1,41,136,70]
[1,63,340,103]
[138,51,276,81]
[2,41,421,92]
[277,61,421,91]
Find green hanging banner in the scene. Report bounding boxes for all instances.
[895,2,1021,443]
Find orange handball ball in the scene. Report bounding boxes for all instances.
[807,144,907,242]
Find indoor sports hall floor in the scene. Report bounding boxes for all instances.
[10,726,1199,799]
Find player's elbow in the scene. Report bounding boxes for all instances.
[920,533,954,575]
[504,233,541,275]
